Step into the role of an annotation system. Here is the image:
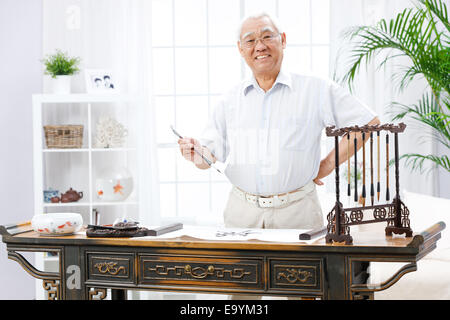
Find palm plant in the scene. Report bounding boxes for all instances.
[338,0,449,173]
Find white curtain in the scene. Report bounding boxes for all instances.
[42,0,160,225]
[329,0,441,198]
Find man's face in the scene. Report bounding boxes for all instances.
[238,17,286,77]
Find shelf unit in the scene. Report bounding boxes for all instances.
[32,93,145,300]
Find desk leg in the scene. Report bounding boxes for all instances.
[62,246,84,300]
[350,261,372,300]
[325,256,374,300]
[112,289,127,300]
[325,254,349,300]
[7,247,62,300]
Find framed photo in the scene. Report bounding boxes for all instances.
[84,69,117,93]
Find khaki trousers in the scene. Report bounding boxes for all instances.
[223,182,324,300]
[224,182,324,230]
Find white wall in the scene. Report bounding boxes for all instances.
[0,0,42,299]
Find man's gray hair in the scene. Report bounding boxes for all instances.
[236,12,283,40]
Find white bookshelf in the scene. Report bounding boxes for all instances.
[32,93,144,299]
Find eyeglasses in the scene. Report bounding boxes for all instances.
[240,33,281,48]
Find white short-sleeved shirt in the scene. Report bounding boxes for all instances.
[199,70,377,196]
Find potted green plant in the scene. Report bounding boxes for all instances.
[338,0,449,173]
[42,49,81,94]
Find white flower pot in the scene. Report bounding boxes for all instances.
[50,75,72,94]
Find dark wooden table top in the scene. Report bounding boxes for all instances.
[1,221,445,256]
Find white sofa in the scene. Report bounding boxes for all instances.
[317,189,450,300]
[373,191,450,300]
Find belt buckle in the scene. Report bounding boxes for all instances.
[254,192,291,208]
[258,195,273,208]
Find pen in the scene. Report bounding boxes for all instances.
[170,125,222,174]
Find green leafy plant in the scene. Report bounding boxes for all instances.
[338,0,450,173]
[42,49,81,78]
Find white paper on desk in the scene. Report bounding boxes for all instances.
[141,225,319,244]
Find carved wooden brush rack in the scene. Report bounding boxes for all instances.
[325,123,413,245]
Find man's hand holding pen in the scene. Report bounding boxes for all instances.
[178,137,204,166]
[178,137,217,170]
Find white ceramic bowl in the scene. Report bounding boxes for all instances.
[31,213,83,236]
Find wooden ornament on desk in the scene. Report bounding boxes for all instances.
[325,123,412,245]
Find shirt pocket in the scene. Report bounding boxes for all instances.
[282,115,311,151]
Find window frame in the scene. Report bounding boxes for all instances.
[151,0,330,223]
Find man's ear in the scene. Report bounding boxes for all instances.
[237,41,244,56]
[281,32,287,49]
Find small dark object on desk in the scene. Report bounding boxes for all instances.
[86,223,183,238]
[87,221,139,231]
[299,226,327,240]
[86,227,149,238]
[146,223,183,236]
[87,224,115,230]
[112,221,139,230]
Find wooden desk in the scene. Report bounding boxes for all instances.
[0,222,445,300]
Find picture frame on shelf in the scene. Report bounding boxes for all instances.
[84,69,117,93]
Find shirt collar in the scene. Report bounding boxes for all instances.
[242,69,292,95]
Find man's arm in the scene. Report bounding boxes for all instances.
[178,137,217,170]
[314,116,381,185]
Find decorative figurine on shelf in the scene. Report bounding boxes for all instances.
[95,166,133,202]
[93,116,128,148]
[325,123,413,245]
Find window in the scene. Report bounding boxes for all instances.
[151,0,330,224]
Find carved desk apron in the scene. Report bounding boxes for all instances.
[0,222,445,300]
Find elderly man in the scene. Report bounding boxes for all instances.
[178,13,379,232]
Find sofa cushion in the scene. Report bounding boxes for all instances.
[403,190,450,260]
[373,191,450,299]
[373,259,450,300]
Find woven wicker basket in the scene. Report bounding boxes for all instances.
[44,125,84,148]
